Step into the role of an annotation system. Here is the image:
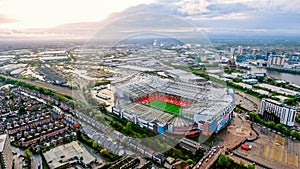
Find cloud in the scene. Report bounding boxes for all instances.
[245,0,300,13]
[0,0,156,29]
[88,12,207,43]
[0,28,76,39]
[176,0,209,15]
[0,0,299,39]
[0,14,17,24]
[186,12,248,21]
[174,0,300,18]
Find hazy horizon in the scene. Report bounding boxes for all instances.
[0,0,299,40]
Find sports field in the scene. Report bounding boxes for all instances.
[147,100,181,115]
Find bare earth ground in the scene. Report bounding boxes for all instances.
[201,113,300,169]
[235,91,261,112]
[198,113,256,169]
[233,123,300,169]
[218,113,255,150]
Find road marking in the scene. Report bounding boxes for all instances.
[270,135,285,162]
[285,152,298,168]
[262,145,269,159]
[274,135,285,145]
[295,155,299,169]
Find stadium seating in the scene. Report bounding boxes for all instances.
[135,92,194,108]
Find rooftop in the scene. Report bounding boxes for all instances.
[0,134,7,152]
[257,83,300,96]
[165,69,206,81]
[263,98,297,109]
[43,141,96,169]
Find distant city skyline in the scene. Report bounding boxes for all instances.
[0,0,299,40]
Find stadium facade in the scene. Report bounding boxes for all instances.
[112,75,235,136]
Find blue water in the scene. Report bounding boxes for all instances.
[249,67,300,85]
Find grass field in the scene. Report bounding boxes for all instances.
[147,100,182,115]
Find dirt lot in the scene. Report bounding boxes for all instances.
[216,112,255,150]
[197,113,256,169]
[235,91,261,112]
[233,123,300,169]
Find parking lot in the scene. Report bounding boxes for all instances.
[233,123,300,169]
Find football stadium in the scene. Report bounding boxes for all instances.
[112,74,235,136]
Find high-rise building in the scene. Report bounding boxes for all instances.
[230,47,235,57]
[252,51,256,58]
[237,46,243,54]
[259,98,297,127]
[0,134,13,169]
[267,55,285,67]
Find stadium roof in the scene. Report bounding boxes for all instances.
[115,75,210,101]
[165,69,206,81]
[118,101,194,127]
[114,74,234,124]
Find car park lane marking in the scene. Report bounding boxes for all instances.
[262,145,269,159]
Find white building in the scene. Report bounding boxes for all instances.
[267,55,287,67]
[256,83,300,97]
[234,82,253,89]
[0,134,13,169]
[237,46,243,54]
[259,98,297,127]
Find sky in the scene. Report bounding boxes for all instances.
[0,0,299,39]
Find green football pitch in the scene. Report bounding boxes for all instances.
[147,100,181,115]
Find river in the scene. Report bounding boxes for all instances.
[248,67,300,85]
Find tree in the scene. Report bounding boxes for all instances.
[92,141,98,149]
[293,131,300,140]
[233,78,242,83]
[266,121,275,129]
[275,124,284,131]
[23,149,32,158]
[284,98,297,106]
[257,77,265,83]
[217,155,231,168]
[9,104,16,111]
[125,122,132,133]
[282,126,288,135]
[18,107,26,115]
[100,148,107,154]
[65,136,72,143]
[186,159,195,164]
[296,114,300,123]
[290,130,297,137]
[247,165,255,169]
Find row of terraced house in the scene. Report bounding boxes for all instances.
[0,86,80,152]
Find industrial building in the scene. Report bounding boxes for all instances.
[43,141,96,169]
